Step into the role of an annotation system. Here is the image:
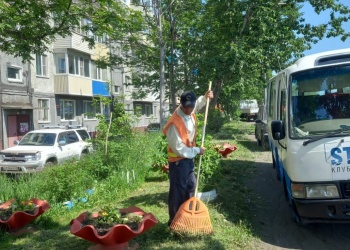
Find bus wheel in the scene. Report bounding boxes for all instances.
[262,137,269,150]
[257,138,262,146]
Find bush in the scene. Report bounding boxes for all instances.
[206,107,227,133]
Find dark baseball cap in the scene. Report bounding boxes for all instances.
[180,91,196,108]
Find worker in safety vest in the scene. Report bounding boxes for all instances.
[163,90,213,226]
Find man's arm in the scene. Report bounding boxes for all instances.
[166,124,200,159]
[194,90,213,113]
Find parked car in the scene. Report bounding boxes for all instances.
[145,123,161,133]
[239,99,259,121]
[255,104,270,150]
[0,127,93,174]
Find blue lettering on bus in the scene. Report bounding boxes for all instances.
[330,147,350,165]
[343,147,350,164]
[331,147,342,165]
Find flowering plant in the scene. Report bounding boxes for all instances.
[9,200,36,213]
[70,206,158,246]
[0,199,36,221]
[81,205,143,236]
[0,198,50,231]
[95,206,142,223]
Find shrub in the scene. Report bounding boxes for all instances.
[206,107,227,133]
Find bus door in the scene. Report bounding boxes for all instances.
[275,73,287,180]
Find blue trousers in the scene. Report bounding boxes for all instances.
[168,158,196,225]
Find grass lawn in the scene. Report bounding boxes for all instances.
[0,121,267,250]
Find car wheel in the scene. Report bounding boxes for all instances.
[257,138,262,146]
[80,152,88,159]
[262,136,269,150]
[44,161,55,167]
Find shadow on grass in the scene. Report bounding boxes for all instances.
[119,174,226,249]
[3,122,260,250]
[212,120,255,141]
[0,215,93,250]
[204,131,273,238]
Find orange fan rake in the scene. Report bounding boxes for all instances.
[170,81,214,235]
[169,196,213,235]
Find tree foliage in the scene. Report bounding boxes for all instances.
[1,0,350,117]
[0,0,144,62]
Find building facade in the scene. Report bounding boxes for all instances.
[0,16,167,150]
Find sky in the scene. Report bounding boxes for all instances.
[301,1,350,56]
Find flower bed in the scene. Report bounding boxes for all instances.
[70,206,158,247]
[0,198,50,231]
[81,206,144,236]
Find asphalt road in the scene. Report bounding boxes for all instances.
[247,136,350,250]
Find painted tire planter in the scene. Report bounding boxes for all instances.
[152,163,169,174]
[215,143,237,158]
[70,206,158,249]
[0,198,50,231]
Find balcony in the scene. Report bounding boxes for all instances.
[53,33,93,55]
[54,75,92,96]
[92,80,110,97]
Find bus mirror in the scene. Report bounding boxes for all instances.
[271,120,285,140]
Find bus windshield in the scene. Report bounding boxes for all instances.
[290,65,350,138]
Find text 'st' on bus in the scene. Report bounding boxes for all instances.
[267,48,350,225]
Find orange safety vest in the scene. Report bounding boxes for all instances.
[163,109,197,162]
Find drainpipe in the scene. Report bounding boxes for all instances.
[27,61,33,106]
[27,61,34,130]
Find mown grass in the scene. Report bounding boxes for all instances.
[0,120,268,250]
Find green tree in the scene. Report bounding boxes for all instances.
[0,0,144,62]
[175,0,350,116]
[2,0,350,118]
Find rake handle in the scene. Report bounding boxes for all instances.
[194,81,212,197]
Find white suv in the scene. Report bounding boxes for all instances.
[0,127,93,174]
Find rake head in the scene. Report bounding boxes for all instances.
[170,196,213,235]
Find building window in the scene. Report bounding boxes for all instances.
[60,99,75,121]
[134,104,142,116]
[55,53,66,74]
[114,85,119,94]
[68,54,75,74]
[153,106,157,117]
[126,104,131,114]
[38,99,50,122]
[94,33,108,44]
[91,61,107,80]
[101,103,110,117]
[83,101,96,119]
[68,54,90,77]
[125,75,131,91]
[145,104,152,117]
[72,17,92,36]
[36,54,48,77]
[7,66,22,82]
[133,102,153,116]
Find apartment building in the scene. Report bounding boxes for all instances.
[0,13,166,150]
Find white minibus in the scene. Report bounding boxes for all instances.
[267,48,350,224]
